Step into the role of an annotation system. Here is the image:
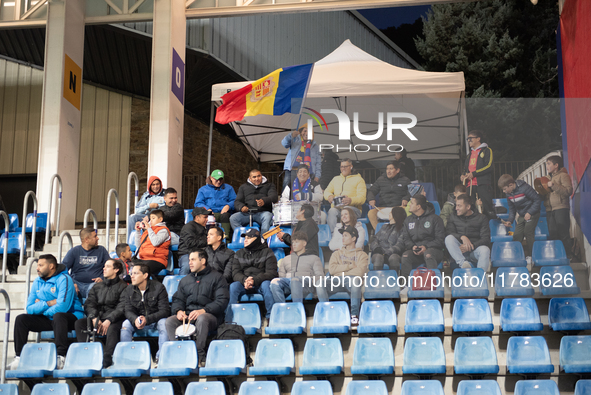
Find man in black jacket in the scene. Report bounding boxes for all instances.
[277,204,319,256]
[445,194,491,271]
[461,130,495,219]
[120,263,170,361]
[206,227,234,284]
[178,207,210,275]
[161,188,185,243]
[75,259,127,368]
[229,169,278,235]
[166,249,229,365]
[367,160,411,229]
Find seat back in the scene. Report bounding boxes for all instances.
[63,342,103,371]
[158,341,198,370]
[18,343,57,371]
[25,212,48,231]
[540,265,580,295]
[535,217,549,239]
[406,299,444,329]
[273,248,286,261]
[302,338,343,370]
[352,338,394,369]
[374,222,385,234]
[506,336,552,369]
[253,339,294,369]
[229,303,262,332]
[532,240,568,265]
[162,275,185,303]
[360,222,369,245]
[359,300,397,329]
[560,335,591,370]
[454,336,498,370]
[8,214,19,231]
[269,228,291,248]
[457,380,502,395]
[575,380,591,395]
[491,241,526,266]
[0,384,18,395]
[128,232,137,252]
[111,342,151,370]
[318,224,331,247]
[185,382,225,395]
[452,299,493,329]
[31,384,69,395]
[312,302,350,330]
[495,267,534,296]
[228,226,259,249]
[291,381,333,395]
[364,270,400,299]
[184,209,193,224]
[133,382,173,395]
[268,302,306,331]
[205,340,246,370]
[489,219,514,242]
[548,297,590,327]
[451,268,489,297]
[81,383,121,395]
[400,380,444,395]
[514,380,559,395]
[238,382,280,395]
[7,233,25,254]
[345,381,388,395]
[403,337,445,368]
[500,298,542,329]
[431,201,441,215]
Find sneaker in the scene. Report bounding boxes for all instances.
[7,356,19,370]
[57,355,65,370]
[350,315,359,329]
[461,261,472,269]
[526,256,532,265]
[199,359,207,368]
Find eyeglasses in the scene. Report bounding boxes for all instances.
[340,165,352,169]
[466,137,476,141]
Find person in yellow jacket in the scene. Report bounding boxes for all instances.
[323,158,367,232]
[544,155,573,256]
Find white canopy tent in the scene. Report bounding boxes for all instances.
[209,40,468,171]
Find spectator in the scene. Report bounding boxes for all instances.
[62,227,110,298]
[544,155,573,256]
[74,259,127,368]
[178,207,210,276]
[206,227,234,284]
[329,207,365,251]
[324,158,367,232]
[281,125,321,190]
[166,249,229,367]
[8,254,83,370]
[460,130,495,219]
[445,194,491,270]
[319,150,340,190]
[230,170,278,235]
[440,184,468,227]
[120,263,170,363]
[277,204,320,256]
[405,184,427,216]
[195,170,236,238]
[281,164,325,225]
[134,209,171,277]
[395,149,416,181]
[160,188,184,244]
[115,243,132,280]
[370,206,407,270]
[367,161,411,229]
[127,176,165,236]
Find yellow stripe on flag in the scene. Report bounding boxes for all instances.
[244,68,282,117]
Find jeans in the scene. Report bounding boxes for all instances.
[291,276,328,303]
[165,313,218,362]
[120,318,168,360]
[73,279,93,299]
[445,235,491,271]
[227,280,274,319]
[513,212,540,257]
[393,248,444,278]
[371,253,400,271]
[178,254,190,276]
[327,207,361,233]
[75,318,123,368]
[324,276,362,316]
[229,211,274,235]
[14,313,78,357]
[270,277,292,303]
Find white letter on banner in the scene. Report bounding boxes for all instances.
[353,112,383,140]
[322,109,350,140]
[387,112,418,141]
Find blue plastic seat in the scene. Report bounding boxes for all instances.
[576,380,591,395]
[318,224,331,247]
[291,381,333,395]
[533,240,569,266]
[358,300,397,334]
[299,338,343,376]
[272,248,286,261]
[548,297,591,331]
[0,233,26,255]
[493,198,510,220]
[490,219,514,242]
[451,268,489,297]
[452,299,494,332]
[560,335,591,373]
[16,212,47,233]
[374,222,386,234]
[128,232,137,252]
[402,337,446,375]
[345,381,388,395]
[405,299,444,333]
[228,303,261,335]
[149,341,198,377]
[248,339,294,376]
[239,293,264,302]
[185,382,225,395]
[184,209,193,224]
[514,380,559,395]
[199,340,246,376]
[491,241,527,267]
[101,341,150,378]
[269,228,291,248]
[0,384,18,395]
[310,301,350,334]
[238,382,280,395]
[408,268,444,298]
[350,338,394,375]
[361,222,369,245]
[500,298,543,332]
[265,302,307,335]
[0,214,18,235]
[133,382,173,395]
[535,217,549,241]
[5,343,56,379]
[540,266,580,295]
[454,336,499,375]
[363,270,400,299]
[53,342,103,379]
[81,383,121,395]
[495,267,534,297]
[162,275,185,303]
[227,226,259,251]
[400,380,444,395]
[506,336,554,375]
[457,380,502,395]
[30,384,69,395]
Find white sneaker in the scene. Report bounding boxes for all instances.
[350,315,359,330]
[461,261,472,269]
[7,356,19,370]
[57,355,65,370]
[526,256,532,265]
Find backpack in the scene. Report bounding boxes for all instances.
[411,267,437,291]
[214,323,253,365]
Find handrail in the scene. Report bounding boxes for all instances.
[25,257,38,300]
[45,174,63,246]
[105,189,119,253]
[83,209,98,233]
[126,172,139,241]
[19,191,38,268]
[57,231,73,263]
[0,289,10,384]
[0,211,8,285]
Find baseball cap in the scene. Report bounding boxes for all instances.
[192,207,213,216]
[338,225,359,239]
[211,170,224,180]
[241,228,261,238]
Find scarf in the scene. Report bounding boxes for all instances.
[292,177,311,202]
[295,140,312,169]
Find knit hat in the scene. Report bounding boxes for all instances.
[408,184,424,197]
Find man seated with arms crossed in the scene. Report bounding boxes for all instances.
[178,207,210,276]
[160,188,184,245]
[166,249,229,367]
[206,226,234,284]
[367,161,411,230]
[445,194,491,271]
[134,209,171,278]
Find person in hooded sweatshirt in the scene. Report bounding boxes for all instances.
[8,254,84,370]
[230,169,278,235]
[195,169,236,238]
[277,203,320,256]
[127,175,165,237]
[460,130,496,219]
[134,209,171,277]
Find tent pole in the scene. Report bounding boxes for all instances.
[207,102,214,176]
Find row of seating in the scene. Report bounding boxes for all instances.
[0,212,47,235]
[492,240,570,267]
[494,197,548,219]
[490,217,549,243]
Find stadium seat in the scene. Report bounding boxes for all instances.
[361,222,369,245]
[185,382,225,395]
[344,381,388,395]
[248,339,294,376]
[535,217,549,241]
[128,232,137,252]
[363,270,400,299]
[408,268,444,299]
[228,303,261,335]
[491,241,527,267]
[0,232,26,255]
[16,212,47,233]
[532,240,569,266]
[101,341,151,378]
[269,228,291,248]
[227,226,259,251]
[506,336,554,375]
[163,275,185,303]
[310,301,350,334]
[239,293,263,302]
[0,384,18,395]
[134,382,173,395]
[548,297,591,331]
[81,383,121,395]
[318,224,331,247]
[30,384,69,395]
[184,209,193,224]
[150,341,198,377]
[350,338,394,375]
[493,198,510,220]
[199,340,246,376]
[560,336,591,373]
[514,380,559,395]
[53,342,103,379]
[489,219,514,242]
[405,299,444,333]
[495,266,534,297]
[451,268,489,298]
[431,201,441,215]
[454,336,499,376]
[39,328,77,340]
[272,248,286,261]
[265,302,307,335]
[500,298,544,332]
[575,380,591,395]
[374,222,386,234]
[540,266,580,295]
[457,380,502,395]
[291,381,333,395]
[0,213,18,235]
[452,299,494,332]
[5,343,56,379]
[299,338,343,376]
[238,382,280,395]
[400,380,444,395]
[358,300,397,334]
[402,337,446,375]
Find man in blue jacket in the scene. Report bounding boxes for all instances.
[195,169,236,238]
[8,254,84,370]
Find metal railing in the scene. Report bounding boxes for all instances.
[57,231,73,263]
[126,172,139,241]
[105,189,119,253]
[517,151,562,186]
[25,257,38,299]
[45,174,62,246]
[83,209,98,233]
[0,289,10,384]
[19,191,37,268]
[0,211,8,286]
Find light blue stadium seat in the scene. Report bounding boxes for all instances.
[576,380,591,395]
[533,240,569,266]
[506,336,554,375]
[0,214,19,235]
[454,336,499,376]
[535,217,549,241]
[500,298,543,332]
[310,301,350,334]
[39,329,78,341]
[265,302,306,335]
[457,380,502,395]
[405,299,444,333]
[269,228,291,248]
[408,268,444,299]
[291,381,333,395]
[239,293,264,302]
[101,341,150,378]
[514,380,559,395]
[299,338,343,376]
[30,384,69,395]
[493,198,510,220]
[248,339,294,376]
[361,222,369,245]
[227,226,259,251]
[400,380,444,395]
[185,382,225,395]
[451,268,489,298]
[0,233,26,255]
[540,266,580,295]
[402,337,446,375]
[133,382,173,395]
[184,209,193,224]
[452,299,494,332]
[199,340,246,376]
[489,219,514,242]
[344,381,387,395]
[16,212,47,233]
[560,335,591,374]
[273,248,286,261]
[163,275,185,303]
[350,338,394,375]
[491,241,527,267]
[548,297,591,331]
[495,267,534,297]
[81,383,121,395]
[5,343,56,379]
[229,303,261,335]
[238,382,280,395]
[0,384,18,395]
[318,224,331,247]
[363,270,400,299]
[53,342,102,379]
[374,222,386,234]
[109,251,118,259]
[128,232,137,252]
[149,341,198,377]
[431,201,441,215]
[358,300,397,334]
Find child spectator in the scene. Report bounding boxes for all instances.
[544,155,573,257]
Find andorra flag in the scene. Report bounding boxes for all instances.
[215,63,314,124]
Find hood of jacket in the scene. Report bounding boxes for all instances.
[147,176,163,195]
[247,175,269,188]
[471,143,489,151]
[41,263,67,281]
